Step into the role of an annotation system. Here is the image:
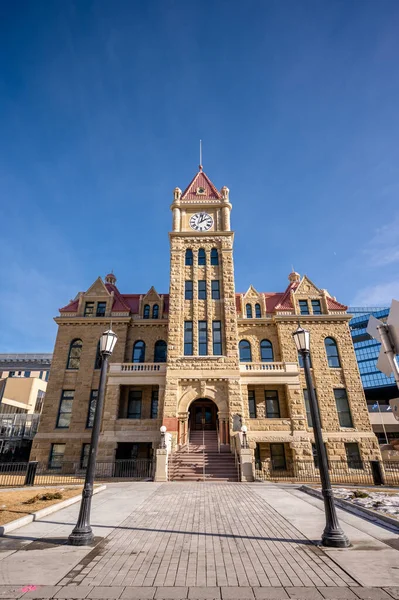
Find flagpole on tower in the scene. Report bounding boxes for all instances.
[199,140,203,171]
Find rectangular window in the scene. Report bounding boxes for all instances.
[211,280,220,300]
[198,280,206,300]
[303,388,320,428]
[265,390,280,418]
[212,321,222,355]
[184,321,193,355]
[270,443,286,470]
[80,443,90,469]
[334,389,353,428]
[39,371,44,379]
[248,390,256,418]
[299,300,309,315]
[96,302,106,317]
[86,390,98,428]
[35,390,45,413]
[9,371,15,377]
[185,281,193,300]
[56,390,74,428]
[345,443,362,469]
[24,371,31,377]
[45,371,50,381]
[49,443,65,469]
[311,300,322,315]
[198,321,207,356]
[127,390,142,419]
[151,389,159,419]
[84,301,95,316]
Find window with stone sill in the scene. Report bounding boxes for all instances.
[66,339,83,370]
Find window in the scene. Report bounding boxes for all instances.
[248,390,256,418]
[198,280,206,300]
[303,388,320,428]
[35,390,45,413]
[210,248,219,265]
[49,443,65,469]
[334,389,353,427]
[154,340,167,363]
[212,321,222,355]
[311,300,321,315]
[298,351,312,368]
[67,339,83,370]
[94,342,102,370]
[185,281,193,300]
[143,304,150,319]
[39,371,44,379]
[246,304,253,319]
[198,248,206,265]
[260,339,274,362]
[325,337,341,368]
[185,249,193,265]
[270,443,286,470]
[45,371,50,382]
[84,301,95,316]
[152,304,159,319]
[96,302,106,317]
[132,340,145,363]
[9,371,15,377]
[312,443,329,469]
[87,390,98,428]
[345,443,362,469]
[56,390,74,428]
[299,300,309,315]
[265,390,280,418]
[255,303,261,318]
[184,321,193,355]
[24,371,31,378]
[211,280,220,300]
[198,321,207,355]
[81,443,90,469]
[239,340,252,362]
[127,391,142,419]
[151,389,159,419]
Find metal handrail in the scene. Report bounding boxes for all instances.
[233,436,241,481]
[202,422,205,481]
[187,421,191,452]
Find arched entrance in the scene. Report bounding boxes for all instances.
[189,398,218,431]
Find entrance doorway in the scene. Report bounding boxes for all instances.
[189,399,217,431]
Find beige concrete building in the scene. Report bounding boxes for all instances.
[31,168,380,476]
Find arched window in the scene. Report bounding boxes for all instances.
[152,304,159,319]
[154,340,167,363]
[67,339,83,370]
[246,304,253,319]
[94,341,102,370]
[143,304,150,319]
[210,248,219,266]
[255,303,261,318]
[260,339,274,362]
[239,340,252,362]
[132,340,145,363]
[198,248,206,265]
[325,337,341,368]
[185,249,193,266]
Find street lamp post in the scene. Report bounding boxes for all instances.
[293,326,350,548]
[160,425,167,449]
[68,328,117,546]
[241,425,248,449]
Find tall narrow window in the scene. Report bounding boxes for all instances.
[96,302,106,317]
[66,339,82,370]
[56,390,74,428]
[84,301,94,316]
[198,280,206,299]
[80,444,90,469]
[184,321,193,355]
[265,390,280,418]
[325,337,341,368]
[210,248,219,265]
[151,388,159,419]
[94,341,102,369]
[298,351,312,368]
[248,390,256,418]
[345,443,362,469]
[152,304,159,319]
[299,300,309,315]
[212,321,222,355]
[198,248,206,265]
[132,340,145,363]
[143,304,150,319]
[239,340,252,362]
[255,303,261,318]
[24,371,31,377]
[49,443,65,469]
[334,389,353,427]
[211,280,220,299]
[311,300,322,315]
[270,444,286,470]
[127,391,142,419]
[185,249,193,265]
[303,388,320,428]
[246,304,253,319]
[185,281,193,300]
[198,321,207,356]
[154,340,167,362]
[260,339,274,362]
[86,390,98,428]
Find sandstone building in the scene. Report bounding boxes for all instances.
[31,168,380,476]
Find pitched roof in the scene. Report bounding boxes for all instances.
[274,281,299,311]
[326,297,348,311]
[181,168,222,200]
[105,283,131,312]
[59,299,79,313]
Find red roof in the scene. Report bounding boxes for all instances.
[59,299,79,313]
[181,168,222,200]
[105,283,131,312]
[326,297,348,311]
[274,281,299,311]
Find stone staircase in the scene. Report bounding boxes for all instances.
[168,430,239,482]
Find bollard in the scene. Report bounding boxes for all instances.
[370,460,385,486]
[24,461,39,486]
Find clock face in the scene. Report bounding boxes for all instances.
[189,212,213,232]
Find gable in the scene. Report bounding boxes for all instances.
[294,276,321,297]
[181,170,222,200]
[142,286,162,303]
[243,285,261,301]
[84,277,111,297]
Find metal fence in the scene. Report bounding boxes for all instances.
[0,458,155,487]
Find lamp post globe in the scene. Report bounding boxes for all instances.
[160,425,167,449]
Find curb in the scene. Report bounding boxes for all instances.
[300,484,399,531]
[0,484,107,536]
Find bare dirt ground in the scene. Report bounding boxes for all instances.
[0,486,82,525]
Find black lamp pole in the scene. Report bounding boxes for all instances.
[68,329,117,546]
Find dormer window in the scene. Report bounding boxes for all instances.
[84,302,95,317]
[143,304,150,319]
[299,300,309,315]
[96,302,106,317]
[311,300,322,314]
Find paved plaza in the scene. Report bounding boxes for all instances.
[0,482,399,599]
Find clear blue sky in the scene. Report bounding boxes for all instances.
[1,0,399,352]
